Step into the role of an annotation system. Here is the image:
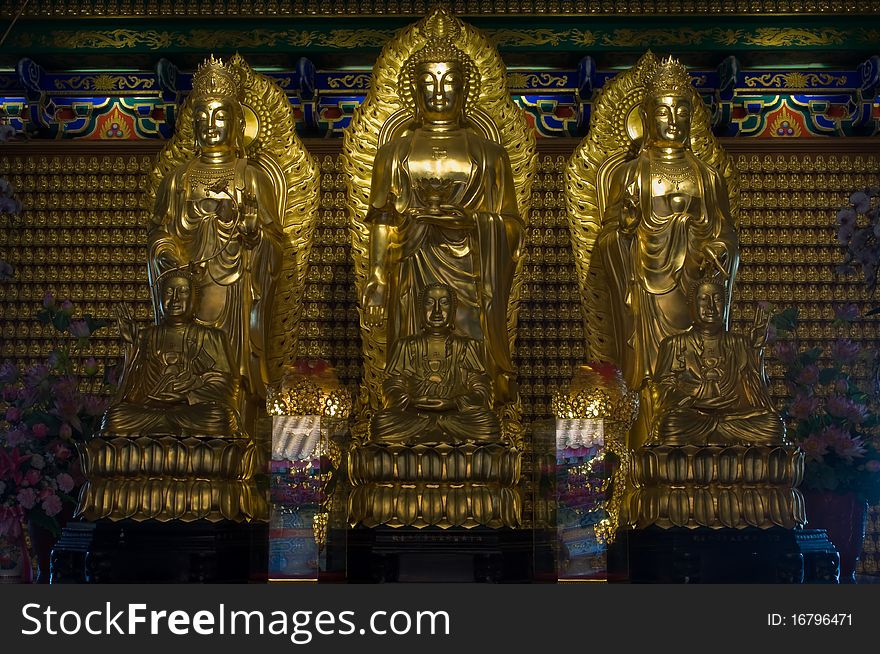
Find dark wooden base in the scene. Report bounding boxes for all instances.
[50,519,268,583]
[608,527,840,583]
[345,527,544,583]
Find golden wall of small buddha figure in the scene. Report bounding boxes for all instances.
[1,138,878,568]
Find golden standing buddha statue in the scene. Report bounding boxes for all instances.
[148,56,286,437]
[568,54,740,451]
[362,31,524,411]
[344,9,533,529]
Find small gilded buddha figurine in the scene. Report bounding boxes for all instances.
[371,283,500,445]
[651,277,786,447]
[362,23,523,406]
[148,55,285,435]
[594,55,740,447]
[101,270,240,437]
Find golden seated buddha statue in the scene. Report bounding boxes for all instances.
[101,270,240,437]
[78,270,263,522]
[370,283,500,445]
[651,276,786,447]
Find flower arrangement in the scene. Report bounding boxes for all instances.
[0,294,114,541]
[836,186,880,293]
[770,305,880,504]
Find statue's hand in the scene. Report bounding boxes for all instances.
[619,183,640,235]
[148,391,185,403]
[693,393,734,410]
[114,303,138,344]
[238,191,260,244]
[750,304,772,349]
[702,241,730,277]
[455,392,482,412]
[413,396,452,411]
[362,277,387,327]
[157,251,180,272]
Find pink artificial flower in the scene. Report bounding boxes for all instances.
[4,427,27,448]
[31,423,49,439]
[0,361,18,384]
[56,473,75,493]
[773,342,798,365]
[82,395,108,417]
[23,364,50,387]
[52,395,83,430]
[823,427,867,463]
[826,396,855,419]
[16,488,36,510]
[846,403,870,425]
[47,441,72,461]
[0,447,29,485]
[834,303,860,323]
[82,357,99,376]
[1,386,17,402]
[0,505,23,539]
[23,469,41,486]
[789,394,820,420]
[68,320,91,339]
[837,206,857,227]
[4,406,21,423]
[29,454,45,470]
[834,378,849,394]
[866,460,880,473]
[60,299,73,315]
[42,292,55,310]
[41,494,62,517]
[796,365,820,386]
[851,191,872,213]
[16,386,38,409]
[800,434,828,462]
[58,423,73,440]
[830,339,861,364]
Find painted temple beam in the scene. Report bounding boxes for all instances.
[2,54,879,139]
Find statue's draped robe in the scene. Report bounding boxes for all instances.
[148,160,285,406]
[596,150,739,394]
[372,332,499,444]
[653,328,784,446]
[368,129,523,405]
[102,323,239,436]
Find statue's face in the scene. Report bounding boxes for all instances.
[414,61,465,123]
[193,98,237,150]
[423,286,454,329]
[648,94,691,145]
[694,282,725,326]
[161,275,194,323]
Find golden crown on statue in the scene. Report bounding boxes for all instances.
[191,54,242,102]
[645,55,692,97]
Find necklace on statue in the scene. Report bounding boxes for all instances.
[188,160,236,193]
[653,158,695,191]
